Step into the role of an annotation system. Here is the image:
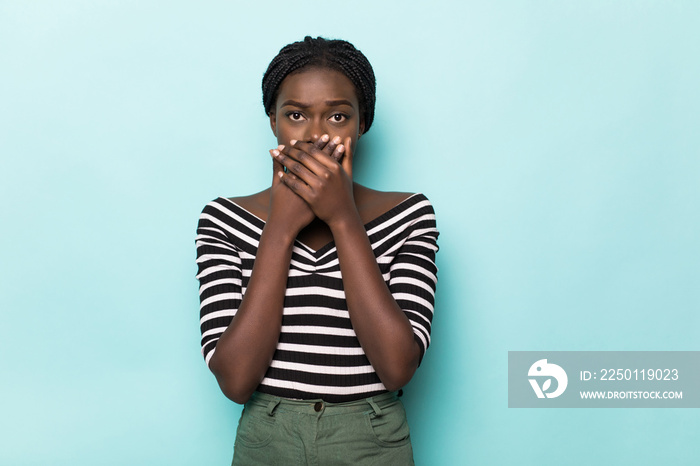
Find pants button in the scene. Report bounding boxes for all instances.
[314,402,323,412]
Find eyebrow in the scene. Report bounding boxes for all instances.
[280,100,310,108]
[324,99,354,107]
[280,99,354,108]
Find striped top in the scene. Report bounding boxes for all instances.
[195,193,439,402]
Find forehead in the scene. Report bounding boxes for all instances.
[276,68,359,108]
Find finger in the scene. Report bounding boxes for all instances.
[330,139,344,163]
[274,145,320,184]
[288,140,337,171]
[283,141,333,175]
[270,150,285,184]
[325,135,341,159]
[278,169,313,202]
[312,133,330,152]
[341,137,354,179]
[271,148,306,184]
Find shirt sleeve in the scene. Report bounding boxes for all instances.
[195,202,243,367]
[387,196,439,364]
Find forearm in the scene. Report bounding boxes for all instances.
[330,213,421,390]
[209,222,295,403]
[273,138,423,388]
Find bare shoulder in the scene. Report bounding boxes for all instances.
[227,188,271,221]
[353,184,416,224]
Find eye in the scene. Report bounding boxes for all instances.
[329,113,347,123]
[286,111,305,121]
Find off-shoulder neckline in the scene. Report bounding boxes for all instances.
[216,193,427,254]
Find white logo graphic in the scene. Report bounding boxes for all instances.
[528,359,568,399]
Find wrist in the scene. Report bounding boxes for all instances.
[260,221,297,248]
[327,209,363,236]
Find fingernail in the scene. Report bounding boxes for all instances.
[278,171,284,178]
[332,136,341,144]
[337,144,345,153]
[290,139,297,145]
[321,134,329,142]
[277,144,285,150]
[272,149,280,157]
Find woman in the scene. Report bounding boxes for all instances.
[196,36,439,465]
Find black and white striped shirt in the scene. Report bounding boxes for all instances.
[195,193,439,402]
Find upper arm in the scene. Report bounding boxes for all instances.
[387,196,439,363]
[195,204,243,367]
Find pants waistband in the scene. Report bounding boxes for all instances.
[247,391,399,417]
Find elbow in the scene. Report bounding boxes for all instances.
[217,379,254,405]
[209,353,256,405]
[381,366,417,392]
[379,356,419,391]
[378,343,421,391]
[212,366,256,404]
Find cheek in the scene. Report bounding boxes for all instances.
[274,123,303,144]
[344,127,361,144]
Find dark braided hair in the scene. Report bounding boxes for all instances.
[262,36,376,133]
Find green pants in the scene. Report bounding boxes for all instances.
[232,391,415,465]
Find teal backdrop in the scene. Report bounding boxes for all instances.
[1,1,698,464]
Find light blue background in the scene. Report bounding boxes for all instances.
[1,1,698,464]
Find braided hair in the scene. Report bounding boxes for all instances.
[262,36,376,133]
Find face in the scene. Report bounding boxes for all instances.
[269,67,365,148]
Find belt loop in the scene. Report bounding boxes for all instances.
[367,397,383,417]
[266,397,281,416]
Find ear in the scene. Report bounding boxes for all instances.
[269,111,277,136]
[358,119,365,139]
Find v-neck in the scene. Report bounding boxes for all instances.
[218,193,422,257]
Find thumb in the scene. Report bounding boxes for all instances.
[341,137,354,179]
